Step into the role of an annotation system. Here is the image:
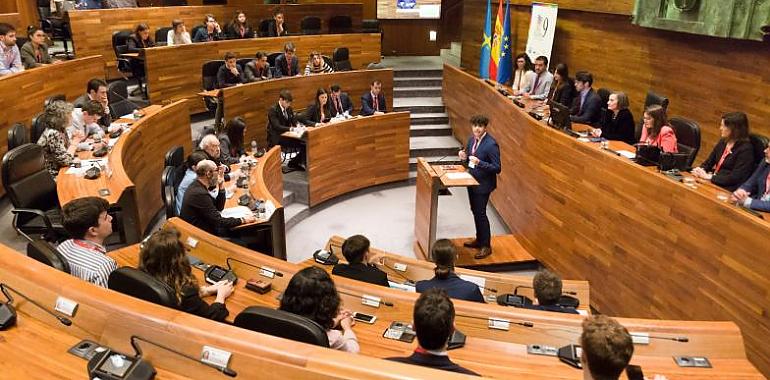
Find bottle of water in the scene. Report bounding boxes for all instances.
[251,140,258,154]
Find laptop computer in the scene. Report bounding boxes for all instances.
[634,144,661,166]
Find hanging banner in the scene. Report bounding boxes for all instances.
[525,2,558,67]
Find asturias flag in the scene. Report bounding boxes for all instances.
[488,0,504,81]
[496,0,512,83]
[479,0,492,79]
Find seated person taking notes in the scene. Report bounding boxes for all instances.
[639,105,678,153]
[521,55,553,100]
[304,51,334,75]
[691,112,755,191]
[416,239,485,303]
[58,197,117,288]
[332,234,389,287]
[522,270,579,314]
[361,79,386,116]
[193,14,224,42]
[298,88,332,126]
[569,71,602,125]
[329,83,353,117]
[217,51,243,88]
[731,142,770,212]
[69,100,107,152]
[274,42,300,77]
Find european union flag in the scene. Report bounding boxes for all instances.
[496,0,512,84]
[479,0,492,79]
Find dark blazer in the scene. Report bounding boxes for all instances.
[416,273,485,303]
[739,162,770,212]
[360,91,386,116]
[332,263,390,287]
[20,41,53,69]
[180,285,229,322]
[464,133,501,194]
[217,134,242,165]
[329,92,353,117]
[274,53,299,77]
[126,35,155,53]
[570,88,602,125]
[299,102,332,125]
[225,23,253,39]
[599,108,636,144]
[267,20,289,37]
[548,80,575,109]
[179,179,241,235]
[243,61,272,82]
[193,28,224,42]
[267,102,297,146]
[699,140,755,191]
[216,64,243,88]
[73,93,112,127]
[387,352,480,376]
[521,303,580,315]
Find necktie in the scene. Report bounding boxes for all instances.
[373,93,378,111]
[335,96,343,113]
[472,138,480,155]
[532,74,540,94]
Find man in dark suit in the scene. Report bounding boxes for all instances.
[458,115,501,259]
[570,71,602,125]
[274,42,300,78]
[267,89,306,170]
[329,83,353,117]
[386,289,480,376]
[731,142,770,212]
[74,78,112,127]
[521,270,579,315]
[360,79,386,116]
[331,235,389,287]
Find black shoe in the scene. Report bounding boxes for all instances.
[463,239,481,248]
[474,246,492,259]
[288,162,305,171]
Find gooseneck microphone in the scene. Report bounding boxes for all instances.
[379,258,415,285]
[131,336,237,377]
[225,257,284,277]
[0,283,72,328]
[455,311,534,328]
[337,289,394,307]
[109,87,145,114]
[630,333,689,343]
[513,285,533,295]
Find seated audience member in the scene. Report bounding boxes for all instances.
[244,51,272,82]
[522,270,579,314]
[590,92,635,144]
[179,159,255,235]
[511,53,533,94]
[217,51,243,89]
[279,267,360,353]
[304,51,334,75]
[218,116,247,164]
[299,88,332,126]
[331,235,389,287]
[176,151,219,215]
[193,14,224,42]
[58,197,117,288]
[548,63,575,108]
[199,134,241,179]
[267,90,306,170]
[639,105,678,153]
[167,19,192,46]
[225,10,253,39]
[37,101,83,177]
[329,83,353,117]
[126,23,155,80]
[274,42,300,77]
[415,239,485,303]
[0,23,23,75]
[360,79,387,116]
[387,289,480,376]
[731,142,770,212]
[69,100,107,152]
[522,55,553,100]
[692,112,755,191]
[268,7,288,37]
[580,315,640,380]
[139,228,232,321]
[74,78,111,127]
[21,26,58,68]
[569,71,602,125]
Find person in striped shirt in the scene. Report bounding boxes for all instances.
[57,197,117,288]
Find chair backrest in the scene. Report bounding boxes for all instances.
[329,15,353,33]
[155,26,172,45]
[635,90,671,141]
[161,166,177,219]
[8,123,29,151]
[267,52,281,67]
[333,47,352,72]
[300,16,322,35]
[190,24,205,40]
[361,19,380,33]
[107,80,129,105]
[749,134,769,166]
[258,19,271,37]
[164,145,184,168]
[108,267,179,308]
[202,0,226,4]
[110,100,135,119]
[201,60,225,90]
[596,88,612,107]
[16,36,28,50]
[31,112,46,144]
[111,30,132,56]
[1,144,59,211]
[234,306,330,347]
[27,239,70,274]
[237,58,252,71]
[668,116,701,167]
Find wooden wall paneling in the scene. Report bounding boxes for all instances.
[253,145,284,206]
[443,64,770,378]
[221,68,393,146]
[380,19,440,56]
[0,13,20,27]
[293,0,376,20]
[14,0,37,32]
[306,111,410,206]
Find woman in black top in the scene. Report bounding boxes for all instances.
[138,228,233,322]
[217,117,247,164]
[300,88,332,126]
[126,23,155,79]
[591,92,635,144]
[225,10,253,39]
[268,8,288,37]
[691,112,756,191]
[547,63,575,108]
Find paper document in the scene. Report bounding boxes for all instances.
[221,206,253,219]
[616,150,636,159]
[445,172,474,180]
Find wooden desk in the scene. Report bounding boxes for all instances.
[220,69,394,145]
[57,101,192,243]
[0,13,20,28]
[65,4,364,78]
[0,55,105,196]
[143,33,381,111]
[443,63,770,377]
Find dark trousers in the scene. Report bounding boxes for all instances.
[278,136,306,165]
[467,187,492,247]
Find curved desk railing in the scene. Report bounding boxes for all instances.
[443,63,770,377]
[103,218,763,378]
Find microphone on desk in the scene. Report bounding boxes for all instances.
[225,257,284,277]
[379,257,415,285]
[337,289,394,307]
[630,333,689,343]
[109,87,145,115]
[130,336,238,377]
[0,283,72,329]
[455,311,534,328]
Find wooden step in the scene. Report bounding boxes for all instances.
[452,235,537,271]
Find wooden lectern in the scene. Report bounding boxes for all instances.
[413,158,478,261]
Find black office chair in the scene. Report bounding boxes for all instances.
[27,239,70,274]
[112,30,145,93]
[161,166,177,219]
[749,134,769,166]
[300,16,322,35]
[108,267,179,308]
[201,60,225,114]
[162,0,188,4]
[190,24,205,41]
[1,144,67,242]
[362,19,381,33]
[333,47,352,72]
[257,19,271,37]
[36,0,72,58]
[107,80,136,118]
[595,88,612,126]
[155,26,172,46]
[329,15,353,34]
[164,145,186,190]
[237,58,252,72]
[202,0,226,4]
[234,306,330,347]
[635,90,670,141]
[15,36,28,50]
[30,112,47,144]
[266,52,282,77]
[7,123,29,151]
[668,116,701,168]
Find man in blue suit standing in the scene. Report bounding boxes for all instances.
[458,115,501,259]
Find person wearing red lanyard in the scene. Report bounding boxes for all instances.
[691,112,755,191]
[731,142,770,212]
[458,115,501,259]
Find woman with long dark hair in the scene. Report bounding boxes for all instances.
[511,53,533,93]
[639,105,678,153]
[20,25,58,68]
[415,239,485,303]
[299,88,332,127]
[217,117,247,164]
[226,10,253,39]
[547,63,575,107]
[692,112,755,191]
